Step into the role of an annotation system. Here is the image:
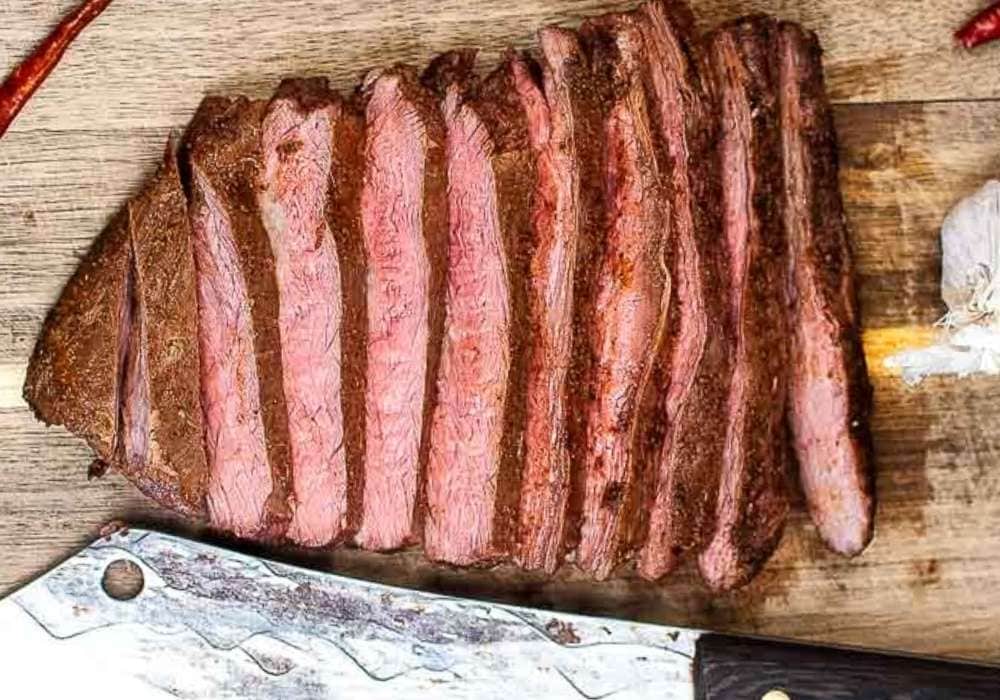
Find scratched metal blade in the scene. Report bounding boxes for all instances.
[0,529,698,699]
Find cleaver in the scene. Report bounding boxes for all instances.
[0,528,996,699]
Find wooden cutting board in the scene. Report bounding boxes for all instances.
[2,0,999,664]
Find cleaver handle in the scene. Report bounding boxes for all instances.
[695,633,1000,699]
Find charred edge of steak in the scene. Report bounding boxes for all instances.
[422,48,479,96]
[634,0,733,581]
[535,26,611,563]
[778,22,875,557]
[328,88,369,543]
[699,16,790,593]
[23,206,132,465]
[423,59,525,566]
[186,95,294,541]
[573,14,672,580]
[116,143,209,519]
[411,70,451,550]
[261,78,359,546]
[471,54,537,562]
[354,67,447,551]
[273,77,335,112]
[511,48,577,575]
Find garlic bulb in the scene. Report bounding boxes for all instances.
[886,180,1000,384]
[940,180,1000,325]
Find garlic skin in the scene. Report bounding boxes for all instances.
[940,180,1000,325]
[886,325,1000,385]
[886,180,1000,384]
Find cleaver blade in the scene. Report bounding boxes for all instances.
[0,528,996,699]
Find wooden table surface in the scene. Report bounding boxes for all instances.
[2,0,999,664]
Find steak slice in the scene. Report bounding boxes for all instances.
[355,66,447,552]
[514,31,589,575]
[423,52,534,566]
[185,96,293,540]
[778,22,875,557]
[259,79,362,546]
[700,17,790,592]
[119,140,208,517]
[24,207,131,469]
[529,27,612,572]
[574,16,671,580]
[635,0,733,581]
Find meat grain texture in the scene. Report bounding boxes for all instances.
[22,0,873,592]
[515,29,593,575]
[634,0,733,582]
[700,17,791,593]
[186,97,294,540]
[510,47,579,574]
[574,16,671,581]
[355,66,447,552]
[258,79,356,546]
[423,51,534,566]
[778,22,875,557]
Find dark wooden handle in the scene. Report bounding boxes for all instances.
[694,633,1000,699]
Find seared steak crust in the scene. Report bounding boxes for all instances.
[355,66,447,552]
[574,15,671,581]
[699,17,790,592]
[119,142,208,517]
[635,0,733,581]
[185,96,293,540]
[25,203,131,469]
[779,22,875,557]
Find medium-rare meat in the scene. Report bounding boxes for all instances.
[424,52,534,566]
[574,16,671,581]
[118,141,208,517]
[514,31,590,575]
[778,22,875,557]
[355,66,447,552]
[24,208,131,468]
[527,27,611,573]
[23,3,864,589]
[700,17,790,592]
[634,0,733,581]
[185,96,293,540]
[259,79,363,546]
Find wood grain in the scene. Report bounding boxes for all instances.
[2,0,1000,665]
[0,0,998,138]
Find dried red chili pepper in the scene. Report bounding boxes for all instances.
[956,1,1000,49]
[0,0,113,139]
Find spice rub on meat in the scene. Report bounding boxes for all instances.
[699,17,790,593]
[423,51,534,566]
[573,14,671,581]
[258,79,362,547]
[186,96,294,540]
[23,1,872,592]
[355,67,447,552]
[634,0,733,582]
[119,142,208,517]
[779,22,874,558]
